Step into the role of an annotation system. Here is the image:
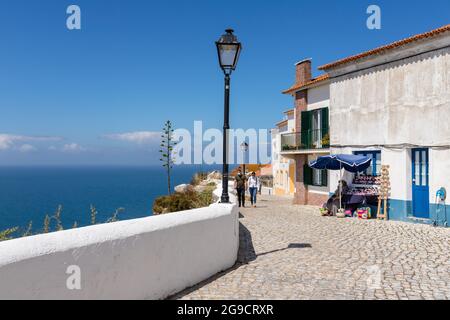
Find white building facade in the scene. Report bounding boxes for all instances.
[272,109,296,196]
[320,24,450,225]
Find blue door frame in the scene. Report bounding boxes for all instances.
[412,148,430,219]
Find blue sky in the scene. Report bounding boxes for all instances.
[0,0,448,165]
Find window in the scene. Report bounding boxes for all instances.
[312,110,322,148]
[304,165,328,187]
[300,108,329,149]
[313,168,324,186]
[354,151,381,176]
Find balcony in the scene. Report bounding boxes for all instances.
[281,129,330,152]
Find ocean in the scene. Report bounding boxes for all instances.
[0,165,221,233]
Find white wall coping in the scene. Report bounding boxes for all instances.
[0,203,235,268]
[0,184,239,300]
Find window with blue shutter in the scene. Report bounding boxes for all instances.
[354,151,381,176]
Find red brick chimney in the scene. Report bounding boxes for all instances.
[294,59,312,132]
[295,59,312,86]
[293,59,312,207]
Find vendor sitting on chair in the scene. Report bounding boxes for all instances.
[325,180,349,216]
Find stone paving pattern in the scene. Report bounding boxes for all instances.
[173,195,450,300]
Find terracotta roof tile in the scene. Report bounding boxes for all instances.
[282,74,329,95]
[283,109,295,114]
[275,119,288,127]
[319,24,450,70]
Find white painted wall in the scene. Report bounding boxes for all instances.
[272,123,294,195]
[287,111,296,132]
[307,83,330,111]
[328,34,450,208]
[287,119,295,132]
[329,40,450,147]
[430,149,450,203]
[382,149,411,201]
[0,187,239,300]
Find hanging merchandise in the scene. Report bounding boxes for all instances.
[377,165,391,220]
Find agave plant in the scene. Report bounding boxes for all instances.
[160,120,177,195]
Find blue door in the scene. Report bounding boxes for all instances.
[412,148,430,218]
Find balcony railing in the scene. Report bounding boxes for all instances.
[281,129,330,151]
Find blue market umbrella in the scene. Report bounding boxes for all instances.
[309,154,372,173]
[309,154,372,210]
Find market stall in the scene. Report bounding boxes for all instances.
[309,154,373,216]
[344,175,380,207]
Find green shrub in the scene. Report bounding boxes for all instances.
[90,205,98,225]
[0,227,18,242]
[153,186,215,215]
[190,172,208,186]
[195,186,215,208]
[43,215,50,233]
[22,221,33,237]
[107,208,125,223]
[0,205,125,243]
[53,205,64,231]
[153,191,197,214]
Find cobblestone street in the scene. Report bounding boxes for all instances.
[174,195,450,300]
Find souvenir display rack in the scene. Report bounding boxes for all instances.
[347,174,380,197]
[377,165,391,220]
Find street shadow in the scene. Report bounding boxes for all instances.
[238,220,312,263]
[168,220,312,299]
[256,243,312,258]
[237,222,257,263]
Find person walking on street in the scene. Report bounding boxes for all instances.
[248,172,260,208]
[234,168,247,208]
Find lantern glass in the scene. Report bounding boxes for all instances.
[216,29,241,72]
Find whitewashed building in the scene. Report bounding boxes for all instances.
[319,24,450,225]
[271,109,296,196]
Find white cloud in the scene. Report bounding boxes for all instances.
[0,136,14,150]
[104,131,161,144]
[18,144,37,153]
[62,143,86,153]
[0,134,61,151]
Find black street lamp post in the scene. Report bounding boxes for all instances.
[216,29,242,204]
